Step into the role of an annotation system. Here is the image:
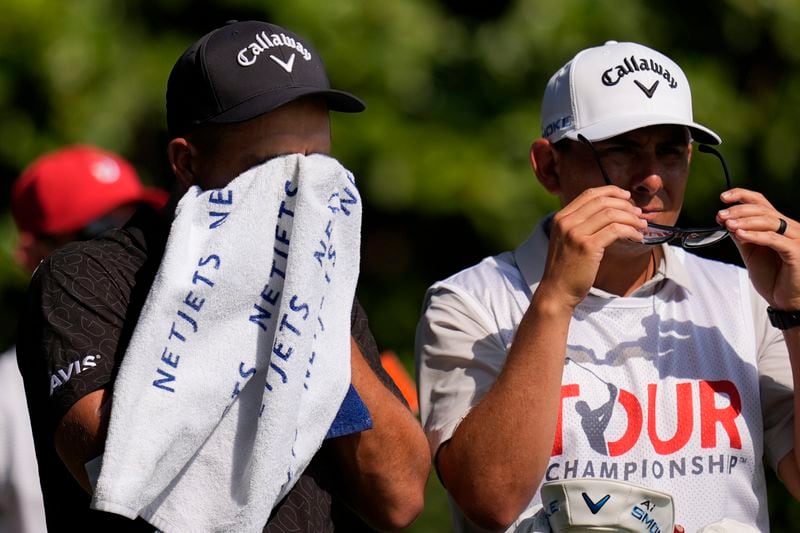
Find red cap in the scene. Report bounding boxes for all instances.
[11,145,168,235]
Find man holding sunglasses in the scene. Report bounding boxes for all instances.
[416,41,800,532]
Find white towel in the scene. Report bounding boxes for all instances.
[91,154,361,532]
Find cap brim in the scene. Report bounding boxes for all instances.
[566,114,721,145]
[206,86,365,127]
[323,90,367,113]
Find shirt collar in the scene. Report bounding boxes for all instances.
[513,215,695,298]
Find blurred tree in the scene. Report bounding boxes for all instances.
[2,0,799,530]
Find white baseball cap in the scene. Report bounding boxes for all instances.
[540,478,675,533]
[540,41,721,145]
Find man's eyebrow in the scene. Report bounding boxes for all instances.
[599,137,639,148]
[600,136,690,149]
[658,138,691,148]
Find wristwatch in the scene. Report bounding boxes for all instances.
[767,307,800,330]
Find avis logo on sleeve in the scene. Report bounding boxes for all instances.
[49,355,101,396]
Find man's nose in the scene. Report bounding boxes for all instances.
[629,154,664,195]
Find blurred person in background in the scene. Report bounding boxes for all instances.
[1,144,166,532]
[11,145,168,272]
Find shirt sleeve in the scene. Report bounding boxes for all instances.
[750,281,794,473]
[415,283,508,458]
[18,244,130,430]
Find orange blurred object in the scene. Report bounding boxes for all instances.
[380,350,419,415]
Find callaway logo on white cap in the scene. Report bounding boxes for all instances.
[540,41,721,145]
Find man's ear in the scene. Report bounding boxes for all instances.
[530,138,561,194]
[167,138,197,191]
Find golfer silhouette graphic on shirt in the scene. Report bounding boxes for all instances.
[575,382,618,455]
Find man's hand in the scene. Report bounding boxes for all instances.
[720,189,800,502]
[541,185,646,307]
[718,188,800,310]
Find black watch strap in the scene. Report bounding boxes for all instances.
[767,307,800,330]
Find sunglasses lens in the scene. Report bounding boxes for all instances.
[683,229,729,248]
[642,225,674,244]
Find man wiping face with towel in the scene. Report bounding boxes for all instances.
[17,20,429,533]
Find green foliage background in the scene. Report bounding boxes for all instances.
[2,1,799,530]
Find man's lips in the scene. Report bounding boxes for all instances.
[639,210,663,223]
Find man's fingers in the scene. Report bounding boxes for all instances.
[720,187,774,209]
[730,227,798,256]
[560,212,646,246]
[557,185,635,220]
[587,221,648,249]
[723,213,793,235]
[554,192,645,240]
[719,203,797,239]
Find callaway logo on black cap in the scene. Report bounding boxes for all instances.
[166,20,365,137]
[237,29,313,71]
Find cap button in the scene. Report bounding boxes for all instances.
[604,40,619,46]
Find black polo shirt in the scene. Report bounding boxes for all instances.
[17,205,395,532]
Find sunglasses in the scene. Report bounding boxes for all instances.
[577,134,731,248]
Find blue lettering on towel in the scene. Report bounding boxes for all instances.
[236,173,361,412]
[208,212,230,229]
[231,362,257,399]
[264,293,310,391]
[250,284,281,332]
[151,253,221,393]
[209,190,233,205]
[153,368,177,393]
[208,190,234,228]
[326,187,358,216]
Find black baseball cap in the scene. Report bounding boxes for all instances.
[166,20,366,137]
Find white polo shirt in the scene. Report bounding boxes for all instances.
[416,218,794,533]
[0,348,46,533]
